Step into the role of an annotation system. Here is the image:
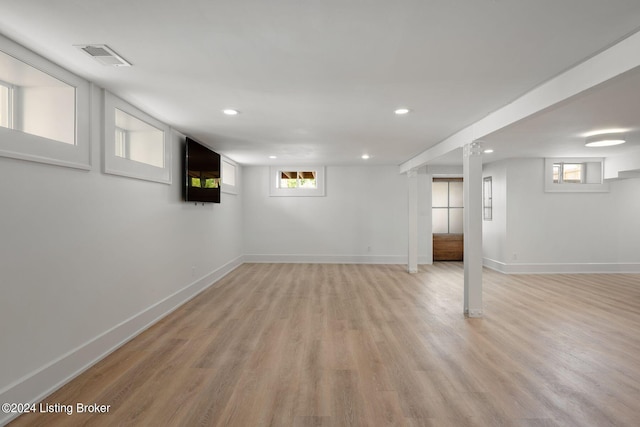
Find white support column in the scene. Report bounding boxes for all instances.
[407,168,418,273]
[422,168,433,265]
[463,142,483,317]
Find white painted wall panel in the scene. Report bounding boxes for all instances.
[482,161,508,264]
[243,165,411,262]
[0,85,243,405]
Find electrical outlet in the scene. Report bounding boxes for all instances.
[191,266,196,277]
[512,253,518,260]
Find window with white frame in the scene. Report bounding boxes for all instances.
[0,50,75,145]
[104,91,171,184]
[544,158,608,192]
[483,176,492,220]
[279,170,317,188]
[0,35,91,169]
[221,157,238,194]
[114,108,164,168]
[552,162,584,184]
[269,166,325,196]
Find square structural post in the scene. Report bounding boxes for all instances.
[463,142,483,317]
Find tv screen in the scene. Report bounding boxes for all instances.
[184,137,221,203]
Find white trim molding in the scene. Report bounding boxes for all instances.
[484,258,640,274]
[244,254,433,265]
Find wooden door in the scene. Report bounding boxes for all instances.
[433,234,463,261]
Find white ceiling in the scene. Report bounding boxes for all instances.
[431,65,640,166]
[1,0,640,166]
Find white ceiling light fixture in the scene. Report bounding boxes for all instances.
[269,155,277,159]
[223,109,239,116]
[582,128,628,137]
[75,44,131,67]
[483,149,494,154]
[394,108,410,115]
[585,133,626,147]
[361,154,370,159]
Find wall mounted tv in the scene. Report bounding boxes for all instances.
[184,137,221,203]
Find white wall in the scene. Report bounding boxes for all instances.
[485,157,640,273]
[243,165,415,263]
[0,85,243,416]
[610,176,640,260]
[482,160,507,266]
[605,147,640,179]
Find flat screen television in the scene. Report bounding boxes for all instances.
[184,137,221,203]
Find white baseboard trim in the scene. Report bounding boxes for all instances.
[483,258,640,274]
[244,254,432,265]
[0,255,243,427]
[244,253,405,264]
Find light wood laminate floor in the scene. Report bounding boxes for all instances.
[10,263,640,426]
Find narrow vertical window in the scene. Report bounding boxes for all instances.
[222,160,236,186]
[115,127,127,158]
[483,177,492,221]
[221,157,239,195]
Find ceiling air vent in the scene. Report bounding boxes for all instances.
[76,44,131,67]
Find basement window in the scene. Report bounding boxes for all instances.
[0,35,91,169]
[269,166,325,196]
[483,176,492,221]
[553,162,584,184]
[113,108,164,168]
[544,158,608,192]
[221,157,239,195]
[104,91,172,184]
[279,171,317,188]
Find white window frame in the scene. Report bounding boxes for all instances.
[544,158,608,193]
[0,34,91,170]
[269,166,326,197]
[483,176,492,221]
[103,91,172,184]
[553,162,585,184]
[0,79,15,129]
[221,156,239,195]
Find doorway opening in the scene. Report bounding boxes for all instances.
[432,178,464,261]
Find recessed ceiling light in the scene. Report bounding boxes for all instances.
[585,133,626,147]
[582,128,628,138]
[223,109,239,115]
[269,155,277,159]
[483,149,494,154]
[361,154,370,160]
[394,108,410,115]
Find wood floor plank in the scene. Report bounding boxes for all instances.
[9,263,640,426]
